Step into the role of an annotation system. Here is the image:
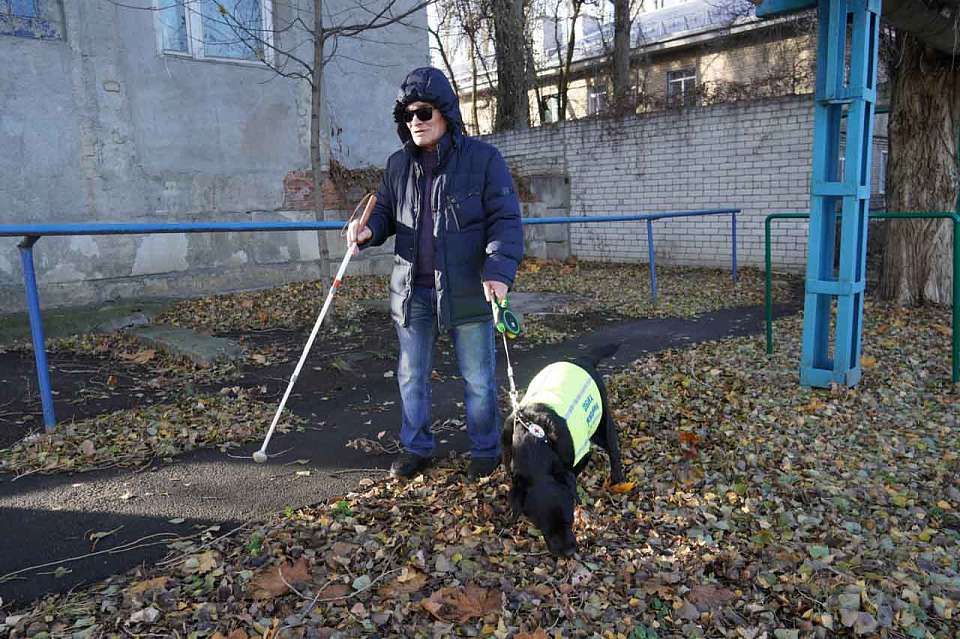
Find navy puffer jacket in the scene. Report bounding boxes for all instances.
[364,67,524,330]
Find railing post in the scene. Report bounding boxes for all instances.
[731,210,738,282]
[765,215,774,354]
[953,214,959,383]
[17,236,56,430]
[646,219,657,303]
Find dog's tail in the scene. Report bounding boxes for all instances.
[583,342,620,367]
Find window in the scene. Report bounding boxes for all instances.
[879,150,887,194]
[541,94,561,124]
[588,85,608,115]
[666,68,696,106]
[158,0,273,62]
[0,0,63,40]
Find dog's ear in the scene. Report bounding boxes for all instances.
[551,459,578,499]
[509,474,527,520]
[501,413,515,472]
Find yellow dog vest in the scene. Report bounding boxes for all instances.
[519,362,602,465]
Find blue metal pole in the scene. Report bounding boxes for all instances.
[0,220,345,237]
[799,0,880,388]
[18,237,56,430]
[731,211,738,282]
[646,219,657,303]
[518,209,740,225]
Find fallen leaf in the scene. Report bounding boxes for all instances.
[609,481,635,493]
[421,584,501,622]
[79,440,96,457]
[127,607,161,625]
[249,558,311,599]
[126,576,170,598]
[854,612,878,635]
[378,567,428,598]
[688,584,735,611]
[352,574,372,591]
[128,349,157,364]
[515,630,549,639]
[318,583,351,599]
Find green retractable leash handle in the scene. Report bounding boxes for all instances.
[491,296,523,411]
[491,296,522,339]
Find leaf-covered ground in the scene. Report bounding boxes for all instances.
[514,259,796,317]
[4,299,957,639]
[0,387,301,478]
[0,263,787,471]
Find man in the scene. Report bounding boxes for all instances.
[347,67,523,480]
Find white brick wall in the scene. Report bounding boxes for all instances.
[484,95,817,272]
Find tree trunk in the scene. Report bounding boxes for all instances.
[557,0,584,122]
[311,2,333,291]
[471,44,480,135]
[491,0,529,131]
[611,0,631,114]
[880,33,959,306]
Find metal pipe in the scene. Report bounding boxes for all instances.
[17,236,56,430]
[0,209,743,237]
[953,215,959,383]
[521,209,740,225]
[731,210,738,282]
[0,221,345,237]
[646,219,657,303]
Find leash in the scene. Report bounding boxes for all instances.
[491,298,546,440]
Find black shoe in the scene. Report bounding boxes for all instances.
[390,452,431,479]
[467,456,499,480]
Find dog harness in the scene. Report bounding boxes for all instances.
[519,362,603,465]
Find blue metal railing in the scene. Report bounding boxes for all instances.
[523,209,739,300]
[1,207,739,429]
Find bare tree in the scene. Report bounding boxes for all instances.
[429,0,497,133]
[427,1,462,97]
[553,0,590,121]
[611,0,631,113]
[492,0,530,130]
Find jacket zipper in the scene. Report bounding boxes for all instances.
[403,161,423,324]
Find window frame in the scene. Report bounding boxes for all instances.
[666,68,697,106]
[541,93,560,124]
[0,0,64,41]
[587,83,608,116]
[154,0,274,66]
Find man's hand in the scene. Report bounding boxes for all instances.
[346,219,373,256]
[483,280,508,303]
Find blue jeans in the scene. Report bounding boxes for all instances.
[395,287,500,459]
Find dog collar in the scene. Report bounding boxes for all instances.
[517,415,546,439]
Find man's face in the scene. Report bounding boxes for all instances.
[405,101,447,150]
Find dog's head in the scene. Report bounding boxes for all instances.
[518,463,578,556]
[507,406,580,557]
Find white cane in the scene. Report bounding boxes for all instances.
[253,194,377,463]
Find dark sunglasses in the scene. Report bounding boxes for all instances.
[401,106,435,123]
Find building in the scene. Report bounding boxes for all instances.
[0,0,426,312]
[433,0,820,133]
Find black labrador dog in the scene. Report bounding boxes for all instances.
[501,344,626,556]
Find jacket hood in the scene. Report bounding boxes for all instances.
[393,67,465,147]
